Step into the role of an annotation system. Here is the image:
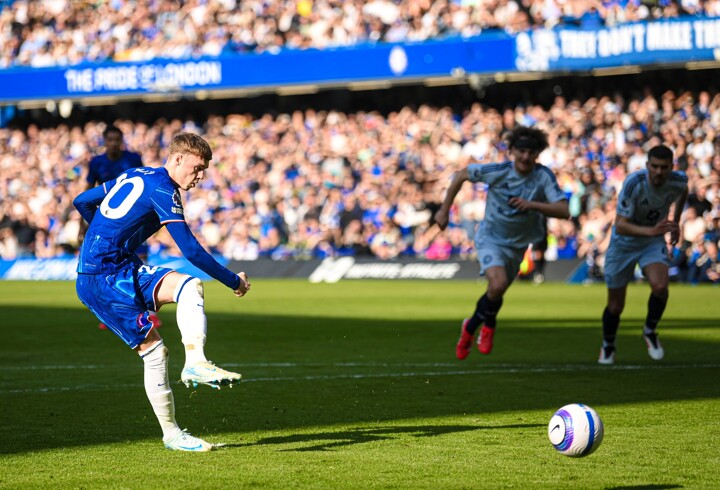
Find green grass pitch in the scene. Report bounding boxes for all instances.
[1,279,719,489]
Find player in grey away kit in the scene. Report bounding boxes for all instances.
[434,126,569,359]
[598,145,688,365]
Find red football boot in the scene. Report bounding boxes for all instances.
[455,318,475,360]
[477,326,495,355]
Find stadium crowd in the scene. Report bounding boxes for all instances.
[1,87,720,283]
[2,0,720,68]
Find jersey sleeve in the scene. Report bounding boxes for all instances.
[73,178,116,223]
[669,171,689,193]
[149,186,186,226]
[466,162,509,186]
[616,178,637,219]
[166,221,241,290]
[540,166,567,203]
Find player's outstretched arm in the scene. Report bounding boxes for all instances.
[166,221,244,291]
[670,189,688,245]
[615,216,677,238]
[508,198,570,219]
[434,167,469,230]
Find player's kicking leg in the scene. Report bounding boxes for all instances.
[164,275,242,389]
[181,361,242,389]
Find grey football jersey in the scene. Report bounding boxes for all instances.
[611,169,688,248]
[467,161,566,247]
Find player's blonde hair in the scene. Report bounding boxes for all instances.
[168,133,212,162]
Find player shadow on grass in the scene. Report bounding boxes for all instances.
[220,423,542,452]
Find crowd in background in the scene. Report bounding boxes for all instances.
[1,87,720,283]
[2,0,720,68]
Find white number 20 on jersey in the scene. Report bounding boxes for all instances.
[100,173,145,219]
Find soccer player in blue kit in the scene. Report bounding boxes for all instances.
[81,125,163,329]
[434,126,569,359]
[73,132,250,452]
[598,145,687,365]
[85,125,143,187]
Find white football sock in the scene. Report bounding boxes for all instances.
[174,277,208,367]
[140,341,181,440]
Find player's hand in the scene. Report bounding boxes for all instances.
[508,196,534,212]
[654,219,678,237]
[434,209,450,231]
[234,272,251,297]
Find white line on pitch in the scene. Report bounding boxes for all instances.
[7,361,719,370]
[3,362,474,370]
[1,363,718,395]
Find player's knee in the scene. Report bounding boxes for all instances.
[139,338,167,358]
[607,300,624,316]
[650,282,668,298]
[189,277,204,299]
[174,276,204,303]
[608,305,624,316]
[488,280,509,298]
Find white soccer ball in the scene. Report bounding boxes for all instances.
[548,403,604,457]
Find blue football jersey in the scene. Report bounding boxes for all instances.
[87,150,143,186]
[77,167,182,274]
[74,166,240,290]
[467,161,566,247]
[611,169,688,248]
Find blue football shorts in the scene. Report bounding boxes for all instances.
[475,238,527,281]
[76,264,174,348]
[604,238,669,289]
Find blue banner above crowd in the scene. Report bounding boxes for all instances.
[0,16,718,103]
[515,16,720,72]
[0,34,514,103]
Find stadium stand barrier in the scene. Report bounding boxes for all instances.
[0,256,583,283]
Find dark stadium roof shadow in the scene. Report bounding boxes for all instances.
[216,423,542,452]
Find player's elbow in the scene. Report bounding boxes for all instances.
[614,223,630,236]
[72,195,83,211]
[72,197,91,222]
[455,168,470,182]
[553,204,570,220]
